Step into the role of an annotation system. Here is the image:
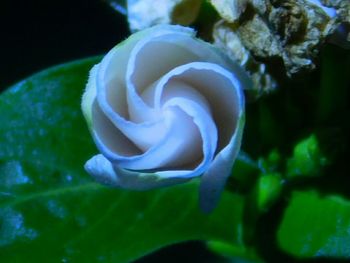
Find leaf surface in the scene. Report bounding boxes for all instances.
[278,191,350,258]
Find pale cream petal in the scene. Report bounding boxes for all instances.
[85,154,190,189]
[154,62,245,151]
[199,114,245,213]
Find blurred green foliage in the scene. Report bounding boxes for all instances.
[286,134,327,179]
[278,191,350,258]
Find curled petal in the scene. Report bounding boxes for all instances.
[81,65,98,129]
[85,154,189,190]
[200,115,245,213]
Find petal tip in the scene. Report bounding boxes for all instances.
[84,155,119,186]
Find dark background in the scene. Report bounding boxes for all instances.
[0,0,127,90]
[0,0,226,262]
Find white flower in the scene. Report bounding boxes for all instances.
[82,25,251,212]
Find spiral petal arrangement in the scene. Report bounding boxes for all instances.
[82,25,250,212]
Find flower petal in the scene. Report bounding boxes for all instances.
[85,154,189,190]
[199,114,245,213]
[153,62,246,151]
[81,65,98,129]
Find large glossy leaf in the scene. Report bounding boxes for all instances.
[0,57,246,262]
[277,191,350,258]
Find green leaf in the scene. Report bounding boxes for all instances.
[286,134,327,179]
[258,149,281,174]
[0,57,247,262]
[229,152,260,193]
[242,172,283,244]
[256,173,282,213]
[277,191,350,258]
[207,240,262,262]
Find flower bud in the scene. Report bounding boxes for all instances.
[82,25,250,212]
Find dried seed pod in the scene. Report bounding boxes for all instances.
[210,0,249,23]
[127,0,202,32]
[210,0,350,76]
[320,0,350,48]
[124,0,349,93]
[213,21,277,97]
